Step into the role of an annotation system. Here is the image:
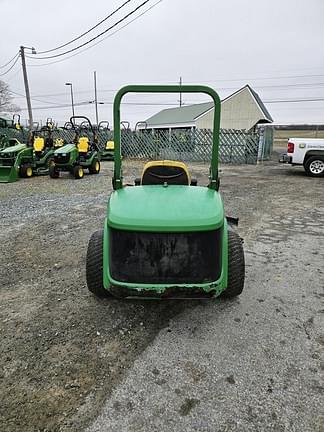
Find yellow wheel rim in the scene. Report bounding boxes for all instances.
[26,167,33,177]
[95,161,100,172]
[79,168,83,178]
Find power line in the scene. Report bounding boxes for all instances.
[5,65,22,83]
[10,90,66,105]
[19,101,181,111]
[25,0,163,68]
[187,97,324,105]
[18,97,324,112]
[19,101,94,111]
[62,0,164,61]
[37,0,133,54]
[13,80,324,99]
[0,52,19,69]
[28,0,152,60]
[265,98,324,103]
[0,54,20,77]
[185,74,324,83]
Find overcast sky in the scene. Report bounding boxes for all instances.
[1,0,323,127]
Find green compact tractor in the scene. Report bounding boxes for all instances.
[0,114,23,151]
[98,121,115,161]
[0,121,56,182]
[0,134,21,151]
[49,116,101,179]
[86,85,245,299]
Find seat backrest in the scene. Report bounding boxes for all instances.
[77,137,90,153]
[54,138,64,148]
[106,140,114,150]
[141,160,190,185]
[33,137,45,152]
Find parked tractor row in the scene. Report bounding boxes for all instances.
[0,116,115,183]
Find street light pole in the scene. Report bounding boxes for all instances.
[94,71,99,125]
[20,45,36,129]
[65,82,75,117]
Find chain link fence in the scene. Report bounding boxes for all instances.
[119,128,260,164]
[0,127,261,164]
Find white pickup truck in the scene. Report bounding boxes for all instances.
[279,138,324,177]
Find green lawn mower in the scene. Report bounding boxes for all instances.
[98,121,114,161]
[86,85,245,299]
[0,121,57,183]
[0,134,21,151]
[0,113,21,130]
[0,114,23,151]
[49,116,101,179]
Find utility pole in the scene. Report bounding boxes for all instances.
[20,46,35,129]
[94,71,99,125]
[179,76,183,107]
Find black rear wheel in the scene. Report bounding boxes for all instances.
[49,164,59,178]
[20,164,33,178]
[221,230,245,298]
[73,165,84,179]
[89,158,100,174]
[304,156,324,177]
[86,230,112,297]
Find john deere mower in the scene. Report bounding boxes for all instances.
[0,120,57,182]
[0,134,21,151]
[49,116,100,179]
[86,85,245,299]
[0,114,23,151]
[98,121,114,161]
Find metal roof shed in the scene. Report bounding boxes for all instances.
[142,85,273,132]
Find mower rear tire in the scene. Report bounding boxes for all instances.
[86,230,112,297]
[89,159,100,174]
[20,164,33,178]
[221,230,245,298]
[49,164,59,178]
[73,165,84,179]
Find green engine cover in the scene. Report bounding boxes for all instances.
[54,143,76,154]
[107,185,224,232]
[0,143,27,155]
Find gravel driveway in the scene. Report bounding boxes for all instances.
[0,157,323,432]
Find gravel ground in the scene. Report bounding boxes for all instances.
[0,156,323,432]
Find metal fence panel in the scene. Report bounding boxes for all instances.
[118,128,259,164]
[0,127,260,164]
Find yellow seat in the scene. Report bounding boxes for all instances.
[33,137,45,152]
[54,138,64,148]
[141,160,191,186]
[77,137,90,153]
[106,141,114,150]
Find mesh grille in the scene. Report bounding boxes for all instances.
[54,154,70,164]
[109,228,222,284]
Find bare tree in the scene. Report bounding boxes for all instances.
[0,80,20,113]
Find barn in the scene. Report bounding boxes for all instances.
[140,85,273,132]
